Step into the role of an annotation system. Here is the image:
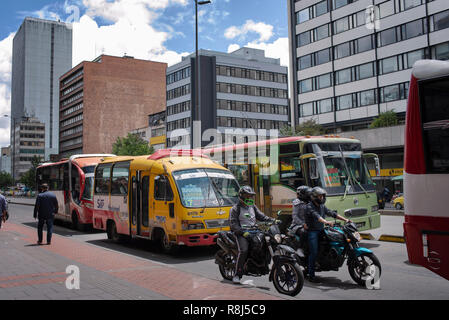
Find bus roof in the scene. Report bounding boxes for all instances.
[202,136,360,153]
[412,59,449,80]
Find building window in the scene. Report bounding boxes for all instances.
[337,94,353,110]
[432,9,449,32]
[319,99,333,114]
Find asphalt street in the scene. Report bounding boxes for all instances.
[2,202,449,300]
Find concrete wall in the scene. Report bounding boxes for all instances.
[339,124,405,150]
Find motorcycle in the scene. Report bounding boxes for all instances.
[285,220,382,287]
[215,221,304,296]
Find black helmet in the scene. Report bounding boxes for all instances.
[239,186,256,200]
[296,186,312,202]
[310,187,327,205]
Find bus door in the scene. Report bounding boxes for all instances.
[130,171,141,236]
[152,174,175,241]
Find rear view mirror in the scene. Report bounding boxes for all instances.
[363,153,381,176]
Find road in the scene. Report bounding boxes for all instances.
[5,203,449,300]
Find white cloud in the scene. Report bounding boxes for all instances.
[224,20,274,43]
[227,37,289,67]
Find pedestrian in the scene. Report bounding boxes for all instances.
[0,193,8,229]
[33,183,59,245]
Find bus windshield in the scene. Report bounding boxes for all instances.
[173,168,240,208]
[306,143,375,195]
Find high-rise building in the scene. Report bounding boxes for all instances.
[166,47,289,149]
[287,0,449,188]
[0,147,11,175]
[59,55,167,157]
[11,17,72,163]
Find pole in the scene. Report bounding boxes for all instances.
[194,0,199,149]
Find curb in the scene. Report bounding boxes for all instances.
[360,232,405,243]
[6,201,35,207]
[379,209,404,216]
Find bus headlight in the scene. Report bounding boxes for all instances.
[182,220,205,231]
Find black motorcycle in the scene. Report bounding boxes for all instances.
[285,221,382,287]
[215,222,304,296]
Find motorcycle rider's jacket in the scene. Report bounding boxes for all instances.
[229,203,274,236]
[305,202,337,231]
[289,198,307,232]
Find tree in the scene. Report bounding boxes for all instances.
[112,133,155,156]
[19,156,41,190]
[370,110,398,128]
[280,119,325,137]
[0,171,13,190]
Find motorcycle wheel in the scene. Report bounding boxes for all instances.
[272,261,304,296]
[348,252,382,287]
[218,250,236,281]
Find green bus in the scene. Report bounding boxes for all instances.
[202,136,381,232]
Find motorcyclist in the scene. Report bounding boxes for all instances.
[288,186,312,249]
[229,185,279,284]
[305,186,351,283]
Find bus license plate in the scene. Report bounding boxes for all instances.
[356,222,366,229]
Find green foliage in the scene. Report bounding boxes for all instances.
[20,156,41,190]
[112,133,155,156]
[370,111,398,128]
[0,171,13,189]
[280,119,325,137]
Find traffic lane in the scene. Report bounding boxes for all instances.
[8,204,449,300]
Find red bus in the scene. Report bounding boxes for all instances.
[36,154,115,230]
[404,59,449,281]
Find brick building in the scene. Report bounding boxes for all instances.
[59,55,167,157]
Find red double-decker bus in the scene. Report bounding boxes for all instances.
[404,60,449,281]
[36,154,114,230]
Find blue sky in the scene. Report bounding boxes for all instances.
[0,0,289,147]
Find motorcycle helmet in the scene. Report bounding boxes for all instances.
[239,186,256,206]
[296,185,312,202]
[310,186,327,205]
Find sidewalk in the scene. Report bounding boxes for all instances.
[0,221,280,300]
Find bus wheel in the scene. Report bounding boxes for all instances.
[160,231,179,255]
[107,221,121,242]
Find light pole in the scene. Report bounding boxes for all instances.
[192,0,211,149]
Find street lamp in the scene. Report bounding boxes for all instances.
[192,0,211,149]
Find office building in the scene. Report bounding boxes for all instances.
[287,0,449,187]
[59,55,167,157]
[0,147,11,174]
[166,47,289,149]
[11,17,72,162]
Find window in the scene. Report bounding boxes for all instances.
[94,164,112,195]
[300,102,314,117]
[336,68,352,84]
[379,1,395,18]
[111,162,130,195]
[356,35,373,53]
[319,99,333,113]
[142,176,149,227]
[316,49,331,65]
[433,10,449,31]
[404,19,424,39]
[379,28,397,47]
[337,94,353,110]
[335,17,350,34]
[315,0,328,17]
[419,78,449,173]
[359,89,376,106]
[315,24,329,41]
[297,8,310,24]
[381,56,399,74]
[401,0,422,11]
[358,63,374,79]
[317,73,332,89]
[407,49,425,68]
[154,175,174,201]
[381,84,400,102]
[299,54,312,70]
[335,42,351,59]
[434,42,449,60]
[298,32,311,47]
[299,78,313,93]
[333,0,349,10]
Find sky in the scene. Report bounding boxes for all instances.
[0,0,290,148]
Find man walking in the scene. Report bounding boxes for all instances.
[0,193,8,229]
[33,184,58,245]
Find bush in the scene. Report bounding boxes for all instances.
[370,111,398,128]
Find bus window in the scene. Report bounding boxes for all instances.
[50,166,60,190]
[279,156,305,189]
[227,164,249,186]
[82,176,94,200]
[420,78,449,173]
[71,165,81,204]
[111,162,130,195]
[95,164,112,195]
[154,175,174,201]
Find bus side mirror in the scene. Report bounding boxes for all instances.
[309,158,319,180]
[363,153,381,176]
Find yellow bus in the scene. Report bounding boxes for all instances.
[92,150,240,253]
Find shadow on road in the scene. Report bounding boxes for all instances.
[85,237,218,265]
[22,221,105,238]
[303,276,360,292]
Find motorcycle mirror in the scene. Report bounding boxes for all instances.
[277,210,282,217]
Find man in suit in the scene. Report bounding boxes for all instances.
[33,184,59,245]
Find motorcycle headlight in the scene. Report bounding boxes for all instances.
[274,234,282,244]
[353,232,362,242]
